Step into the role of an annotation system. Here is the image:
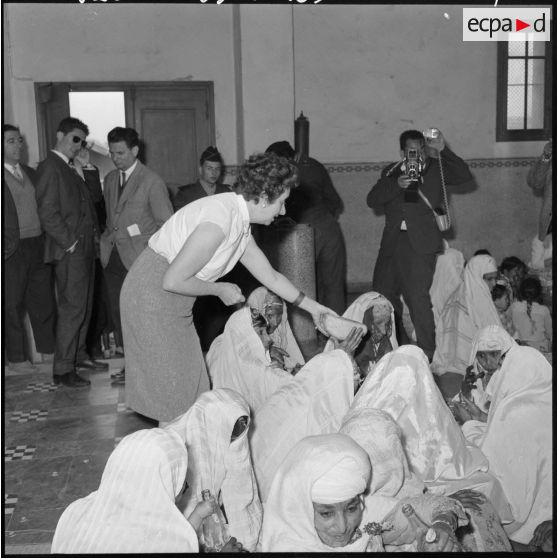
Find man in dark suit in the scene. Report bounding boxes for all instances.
[36,117,106,387]
[172,146,230,211]
[3,124,56,373]
[100,127,173,380]
[367,129,472,362]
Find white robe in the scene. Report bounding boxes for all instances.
[165,388,262,551]
[462,332,552,544]
[51,429,199,554]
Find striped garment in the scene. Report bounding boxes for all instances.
[166,389,262,551]
[51,428,198,553]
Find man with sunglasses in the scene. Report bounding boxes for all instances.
[36,116,106,388]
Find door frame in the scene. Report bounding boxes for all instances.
[34,81,215,160]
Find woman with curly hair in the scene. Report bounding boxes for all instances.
[121,152,335,424]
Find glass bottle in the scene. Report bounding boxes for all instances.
[364,522,385,552]
[200,489,230,552]
[401,503,437,551]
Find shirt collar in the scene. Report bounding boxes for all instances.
[52,149,70,164]
[122,160,139,181]
[4,162,21,175]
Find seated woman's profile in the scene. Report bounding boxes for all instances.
[206,287,304,413]
[260,433,466,552]
[324,291,398,378]
[165,389,261,552]
[51,429,213,553]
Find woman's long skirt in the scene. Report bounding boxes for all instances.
[121,247,209,422]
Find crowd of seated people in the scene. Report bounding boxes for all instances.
[46,136,552,553]
[52,299,553,552]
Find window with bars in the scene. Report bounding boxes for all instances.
[496,40,552,142]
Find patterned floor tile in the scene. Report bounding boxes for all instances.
[10,410,49,423]
[5,494,18,514]
[5,446,36,461]
[23,382,60,394]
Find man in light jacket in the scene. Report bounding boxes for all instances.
[100,127,173,379]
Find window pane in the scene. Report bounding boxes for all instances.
[526,84,545,128]
[528,41,545,56]
[508,41,525,56]
[527,59,545,85]
[507,85,525,129]
[508,59,525,84]
[69,91,125,154]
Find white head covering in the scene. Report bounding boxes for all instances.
[462,326,552,543]
[324,291,398,355]
[340,407,424,498]
[430,243,465,320]
[51,428,198,554]
[469,324,516,365]
[260,434,371,552]
[247,286,305,367]
[250,350,355,503]
[166,389,262,551]
[350,345,488,482]
[463,255,500,328]
[207,306,294,413]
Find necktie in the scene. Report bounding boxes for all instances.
[117,171,127,200]
[12,165,23,180]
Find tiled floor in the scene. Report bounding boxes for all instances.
[3,348,461,555]
[3,358,156,555]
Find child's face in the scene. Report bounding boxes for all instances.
[494,293,510,312]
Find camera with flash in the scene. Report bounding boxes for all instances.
[402,147,424,202]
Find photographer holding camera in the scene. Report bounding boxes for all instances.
[367,129,472,362]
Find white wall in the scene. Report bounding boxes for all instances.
[293,5,546,162]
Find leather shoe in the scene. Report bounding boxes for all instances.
[77,359,109,371]
[53,371,91,388]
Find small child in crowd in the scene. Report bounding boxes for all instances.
[511,277,552,354]
[491,284,516,337]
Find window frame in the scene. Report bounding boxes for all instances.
[496,40,553,142]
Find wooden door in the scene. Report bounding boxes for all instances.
[131,84,214,196]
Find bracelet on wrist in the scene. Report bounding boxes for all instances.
[292,291,305,307]
[432,513,457,531]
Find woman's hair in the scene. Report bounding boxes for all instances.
[519,276,543,331]
[519,277,543,304]
[499,256,527,275]
[474,248,492,256]
[233,152,298,203]
[491,283,508,302]
[250,308,268,330]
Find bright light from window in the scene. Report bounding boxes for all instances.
[69,91,125,155]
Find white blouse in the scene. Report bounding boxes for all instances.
[149,192,252,282]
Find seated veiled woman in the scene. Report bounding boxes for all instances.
[430,240,465,323]
[340,407,512,552]
[247,286,305,371]
[451,325,553,548]
[349,344,514,529]
[165,389,262,552]
[324,291,398,377]
[432,254,501,375]
[51,429,213,554]
[259,433,466,552]
[207,288,304,413]
[249,350,356,503]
